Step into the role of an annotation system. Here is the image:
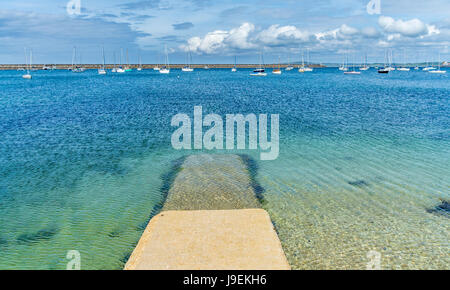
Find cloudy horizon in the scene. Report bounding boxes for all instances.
[0,0,449,64]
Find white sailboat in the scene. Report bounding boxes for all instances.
[111,52,118,73]
[339,53,348,71]
[98,47,107,75]
[285,54,294,71]
[303,49,313,72]
[429,53,446,74]
[71,47,85,73]
[22,48,32,79]
[137,53,143,71]
[182,48,194,72]
[116,49,126,73]
[397,49,410,71]
[231,56,237,72]
[250,51,267,76]
[298,50,306,73]
[160,46,170,74]
[359,53,369,70]
[344,54,361,75]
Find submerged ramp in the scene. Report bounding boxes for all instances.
[125,154,290,270]
[163,154,260,211]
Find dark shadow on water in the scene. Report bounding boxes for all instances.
[0,237,7,247]
[348,180,370,188]
[426,199,450,218]
[239,154,267,206]
[16,227,59,245]
[108,229,122,238]
[123,156,187,268]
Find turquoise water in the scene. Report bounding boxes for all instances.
[0,68,448,269]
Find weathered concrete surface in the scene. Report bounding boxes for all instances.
[124,209,290,270]
[163,154,261,211]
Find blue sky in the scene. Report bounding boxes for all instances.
[0,0,449,64]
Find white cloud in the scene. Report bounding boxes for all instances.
[378,16,439,38]
[182,23,255,53]
[257,24,310,45]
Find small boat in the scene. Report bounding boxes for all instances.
[429,53,446,74]
[250,51,267,76]
[160,67,170,74]
[344,71,361,75]
[359,54,369,71]
[339,53,348,71]
[182,66,194,72]
[285,55,294,71]
[137,53,143,71]
[204,65,209,70]
[22,48,32,79]
[124,49,132,72]
[160,46,170,74]
[153,67,161,71]
[298,50,307,73]
[397,49,410,71]
[231,56,237,72]
[344,55,360,75]
[272,56,282,75]
[378,68,389,74]
[98,47,107,75]
[414,66,419,70]
[182,48,194,72]
[71,47,85,73]
[272,69,282,75]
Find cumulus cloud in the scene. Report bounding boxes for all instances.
[181,22,255,53]
[257,25,311,45]
[378,16,439,38]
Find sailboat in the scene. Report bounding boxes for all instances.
[272,56,282,75]
[285,54,294,71]
[98,47,107,75]
[116,49,126,73]
[182,48,194,72]
[298,51,306,73]
[71,47,85,73]
[429,53,446,74]
[385,50,396,71]
[231,56,237,72]
[303,49,313,72]
[378,50,390,74]
[359,53,369,70]
[137,53,143,71]
[344,54,361,75]
[124,49,132,72]
[160,46,170,74]
[397,49,410,71]
[422,58,436,71]
[111,52,118,72]
[22,48,32,79]
[250,51,267,76]
[339,54,348,71]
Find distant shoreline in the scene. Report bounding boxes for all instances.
[2,63,448,70]
[0,64,327,70]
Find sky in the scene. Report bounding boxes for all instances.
[0,0,449,64]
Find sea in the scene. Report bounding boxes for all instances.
[0,67,448,269]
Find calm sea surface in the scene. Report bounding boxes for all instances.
[0,68,448,269]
